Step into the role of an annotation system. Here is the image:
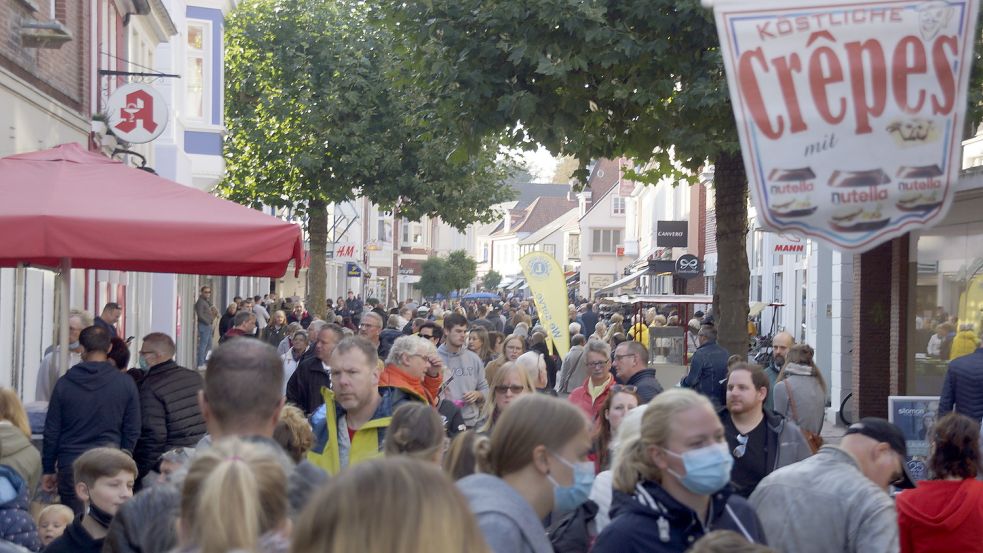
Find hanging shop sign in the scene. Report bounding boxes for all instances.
[106,83,169,144]
[675,254,702,279]
[345,262,362,278]
[710,0,980,252]
[656,220,689,247]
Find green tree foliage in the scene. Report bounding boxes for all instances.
[417,257,451,298]
[483,270,502,291]
[222,0,517,316]
[445,250,478,295]
[385,0,748,353]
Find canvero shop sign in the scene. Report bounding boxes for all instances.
[710,0,980,252]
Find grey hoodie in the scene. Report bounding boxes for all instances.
[457,474,553,553]
[438,344,488,426]
[773,363,826,435]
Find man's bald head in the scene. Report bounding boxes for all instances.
[772,331,795,367]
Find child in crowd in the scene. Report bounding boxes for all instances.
[36,504,73,548]
[45,448,136,553]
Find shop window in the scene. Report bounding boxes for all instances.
[908,219,983,395]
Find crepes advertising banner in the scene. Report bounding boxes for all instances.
[519,252,571,358]
[711,0,980,252]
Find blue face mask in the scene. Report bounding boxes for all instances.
[548,452,595,512]
[138,355,149,370]
[664,442,733,495]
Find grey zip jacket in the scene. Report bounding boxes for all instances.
[749,446,899,553]
[458,474,553,553]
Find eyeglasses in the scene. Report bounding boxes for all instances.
[587,360,608,369]
[358,323,380,329]
[495,384,525,394]
[610,384,638,394]
[614,354,636,361]
[733,434,748,459]
[419,334,436,340]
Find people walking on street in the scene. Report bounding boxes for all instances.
[252,294,271,333]
[93,302,122,339]
[35,309,90,402]
[194,286,217,368]
[0,389,41,493]
[286,324,343,416]
[949,324,980,360]
[217,302,238,338]
[175,438,290,553]
[763,331,794,411]
[198,339,327,516]
[773,344,826,448]
[897,413,983,553]
[308,337,424,475]
[293,457,490,553]
[468,327,495,366]
[939,335,983,421]
[0,466,40,551]
[568,340,615,422]
[592,388,766,553]
[383,403,446,464]
[42,326,140,515]
[556,335,588,398]
[477,362,535,434]
[438,313,489,429]
[131,333,206,484]
[44,447,137,553]
[262,310,289,348]
[486,335,525,387]
[273,404,315,464]
[589,401,645,533]
[220,310,257,344]
[380,335,443,406]
[357,311,386,359]
[37,504,73,549]
[458,395,591,553]
[720,363,812,498]
[591,386,640,473]
[612,341,663,403]
[287,301,313,329]
[749,418,915,553]
[682,326,730,407]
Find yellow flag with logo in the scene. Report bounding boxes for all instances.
[519,251,570,359]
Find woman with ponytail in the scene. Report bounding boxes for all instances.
[593,389,766,553]
[458,394,593,553]
[175,438,290,553]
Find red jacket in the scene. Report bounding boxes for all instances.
[568,376,614,423]
[897,478,983,553]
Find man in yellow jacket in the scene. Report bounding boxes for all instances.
[307,336,422,475]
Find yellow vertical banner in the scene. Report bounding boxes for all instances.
[519,252,570,358]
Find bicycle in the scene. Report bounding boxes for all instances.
[838,392,855,426]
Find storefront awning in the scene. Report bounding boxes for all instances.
[596,267,649,295]
[505,278,526,291]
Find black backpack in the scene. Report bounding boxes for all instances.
[547,500,599,553]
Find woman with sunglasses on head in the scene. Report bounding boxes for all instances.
[477,362,535,434]
[593,388,766,553]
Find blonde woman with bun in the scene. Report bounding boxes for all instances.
[459,395,593,553]
[291,457,490,553]
[593,389,766,553]
[175,438,290,553]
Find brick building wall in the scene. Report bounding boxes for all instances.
[852,235,909,419]
[0,0,89,116]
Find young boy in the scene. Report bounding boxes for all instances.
[36,504,73,548]
[45,448,136,553]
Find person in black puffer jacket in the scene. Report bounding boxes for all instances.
[0,466,40,551]
[132,333,206,484]
[593,389,766,553]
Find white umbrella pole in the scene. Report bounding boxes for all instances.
[58,258,71,376]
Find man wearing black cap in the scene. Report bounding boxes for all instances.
[749,417,914,553]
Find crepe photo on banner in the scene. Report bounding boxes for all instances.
[706,0,981,252]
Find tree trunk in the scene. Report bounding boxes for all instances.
[712,151,751,359]
[307,198,328,320]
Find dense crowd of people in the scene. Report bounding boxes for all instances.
[0,291,978,552]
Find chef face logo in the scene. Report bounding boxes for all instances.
[114,89,158,134]
[918,1,953,40]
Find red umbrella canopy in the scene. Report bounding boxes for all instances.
[0,143,302,277]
